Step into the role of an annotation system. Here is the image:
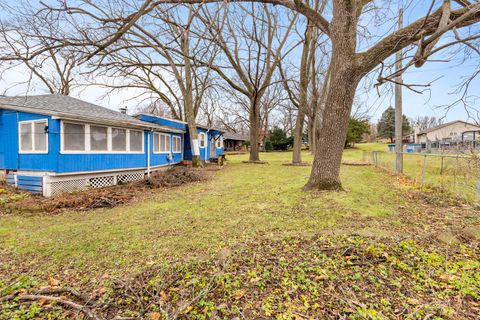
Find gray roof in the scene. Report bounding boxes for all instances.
[417,120,480,135]
[0,94,184,132]
[224,132,249,141]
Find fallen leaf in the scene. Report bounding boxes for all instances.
[234,289,246,300]
[149,312,161,320]
[47,276,59,287]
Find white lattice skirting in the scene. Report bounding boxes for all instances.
[44,170,146,197]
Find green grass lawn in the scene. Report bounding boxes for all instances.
[1,150,479,319]
[353,143,479,202]
[0,150,404,281]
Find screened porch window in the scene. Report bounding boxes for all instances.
[154,133,170,153]
[112,128,127,151]
[172,136,182,153]
[216,136,223,148]
[63,122,85,151]
[199,133,206,148]
[19,120,48,153]
[90,125,108,151]
[62,122,144,153]
[130,130,143,152]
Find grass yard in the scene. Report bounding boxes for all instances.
[353,143,479,202]
[1,149,479,319]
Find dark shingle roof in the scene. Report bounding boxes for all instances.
[0,94,144,124]
[224,132,249,141]
[0,94,183,132]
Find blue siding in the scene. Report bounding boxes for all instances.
[1,109,223,178]
[137,114,187,131]
[0,110,57,171]
[7,175,43,194]
[6,173,15,185]
[183,129,225,161]
[150,132,183,167]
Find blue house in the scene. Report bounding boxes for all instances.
[0,95,224,197]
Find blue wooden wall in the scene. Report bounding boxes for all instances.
[0,110,224,174]
[6,173,43,194]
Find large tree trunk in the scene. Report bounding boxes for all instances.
[308,116,316,154]
[305,68,359,190]
[304,0,360,190]
[185,111,201,167]
[249,97,261,161]
[292,110,305,164]
[182,31,201,167]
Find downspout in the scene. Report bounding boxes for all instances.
[16,111,19,174]
[147,129,151,178]
[206,128,211,161]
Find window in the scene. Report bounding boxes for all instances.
[216,136,223,148]
[63,122,85,151]
[199,133,206,148]
[62,121,143,153]
[153,133,160,153]
[19,120,48,153]
[130,130,143,152]
[154,133,171,153]
[90,125,108,151]
[20,123,32,151]
[172,136,182,153]
[112,128,127,151]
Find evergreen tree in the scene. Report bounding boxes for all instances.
[266,127,293,151]
[377,107,411,143]
[345,118,370,148]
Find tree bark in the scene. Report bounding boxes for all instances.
[182,29,202,167]
[292,110,305,164]
[305,67,359,190]
[305,0,360,190]
[308,116,316,154]
[249,96,261,161]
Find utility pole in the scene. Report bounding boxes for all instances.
[395,7,404,174]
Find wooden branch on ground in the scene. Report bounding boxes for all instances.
[0,287,102,320]
[1,293,103,320]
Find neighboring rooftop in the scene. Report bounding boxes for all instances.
[417,120,480,135]
[224,132,249,141]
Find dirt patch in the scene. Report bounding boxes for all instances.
[0,166,207,215]
[341,161,372,166]
[282,162,311,166]
[241,160,269,164]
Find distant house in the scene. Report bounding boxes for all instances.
[223,132,249,152]
[415,120,480,150]
[0,95,224,197]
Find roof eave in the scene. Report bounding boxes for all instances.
[0,104,185,133]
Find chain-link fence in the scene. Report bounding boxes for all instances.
[362,151,480,204]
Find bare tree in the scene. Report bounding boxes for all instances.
[197,3,298,161]
[11,0,480,190]
[175,0,480,189]
[412,116,445,130]
[56,2,219,167]
[0,4,81,95]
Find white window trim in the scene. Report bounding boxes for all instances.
[216,136,224,149]
[199,132,206,148]
[18,119,49,154]
[172,135,182,153]
[153,132,171,154]
[129,129,145,153]
[60,120,144,154]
